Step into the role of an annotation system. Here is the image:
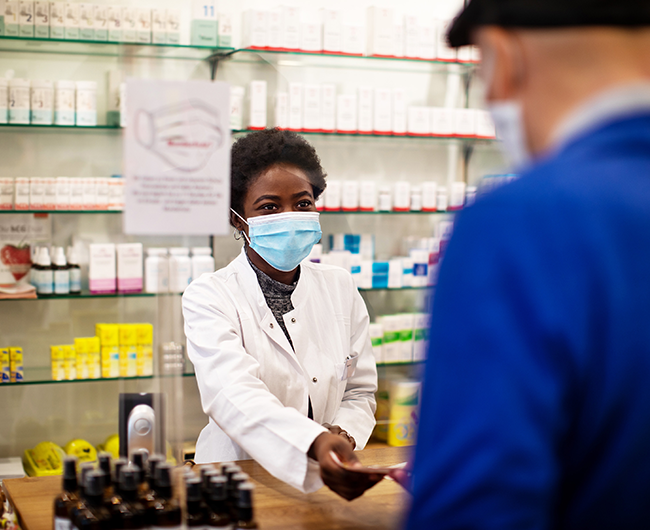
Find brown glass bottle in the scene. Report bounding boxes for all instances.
[186,477,208,527]
[70,470,112,530]
[111,465,147,529]
[207,476,231,528]
[98,453,113,499]
[107,458,129,512]
[234,482,258,530]
[146,462,181,528]
[53,456,78,530]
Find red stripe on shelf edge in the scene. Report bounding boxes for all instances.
[393,132,407,136]
[324,208,341,212]
[447,206,463,211]
[392,208,410,212]
[407,133,431,137]
[357,131,374,135]
[336,130,358,134]
[341,208,359,212]
[321,129,335,133]
[247,127,265,131]
[421,208,438,212]
[370,54,398,59]
[359,208,375,212]
[302,128,322,133]
[372,131,392,135]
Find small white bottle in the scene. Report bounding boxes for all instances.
[54,80,76,126]
[75,81,97,126]
[168,248,192,293]
[8,78,31,124]
[437,187,448,212]
[30,80,54,125]
[378,186,392,212]
[35,247,54,296]
[191,247,215,280]
[145,247,169,293]
[66,246,82,294]
[52,247,70,295]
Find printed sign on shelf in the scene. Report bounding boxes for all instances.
[123,79,231,235]
[0,214,51,287]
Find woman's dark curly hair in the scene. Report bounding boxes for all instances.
[230,128,327,225]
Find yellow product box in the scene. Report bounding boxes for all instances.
[118,324,137,346]
[96,323,119,347]
[0,348,10,383]
[119,324,138,378]
[101,346,120,378]
[135,323,154,376]
[9,347,24,383]
[387,380,421,447]
[50,345,65,381]
[86,336,101,379]
[62,345,76,380]
[74,338,89,380]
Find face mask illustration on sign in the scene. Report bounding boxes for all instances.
[135,100,224,172]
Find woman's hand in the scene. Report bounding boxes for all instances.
[322,423,356,449]
[308,433,383,501]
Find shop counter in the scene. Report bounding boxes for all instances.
[3,445,411,530]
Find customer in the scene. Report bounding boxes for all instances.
[400,1,650,528]
[183,129,381,501]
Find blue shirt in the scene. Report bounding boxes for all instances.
[407,112,650,529]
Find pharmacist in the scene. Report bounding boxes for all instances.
[182,128,381,500]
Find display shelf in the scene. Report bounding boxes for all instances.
[320,210,455,215]
[232,129,495,143]
[377,361,425,367]
[222,47,477,74]
[359,286,431,292]
[1,368,196,387]
[0,123,120,130]
[0,35,235,60]
[0,209,121,214]
[0,291,158,302]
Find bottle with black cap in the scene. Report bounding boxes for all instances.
[70,470,112,529]
[131,450,148,496]
[234,482,258,530]
[107,458,129,512]
[146,462,181,528]
[223,465,241,511]
[207,475,231,528]
[200,466,219,502]
[186,477,209,528]
[97,453,113,499]
[147,454,165,487]
[53,456,78,530]
[111,465,147,529]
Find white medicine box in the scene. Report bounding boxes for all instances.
[322,9,342,53]
[247,80,267,130]
[191,1,217,47]
[367,7,394,57]
[19,1,34,38]
[243,9,268,49]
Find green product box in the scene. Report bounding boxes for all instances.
[94,28,107,41]
[34,24,48,38]
[190,19,217,46]
[65,27,79,40]
[80,28,94,40]
[19,23,33,37]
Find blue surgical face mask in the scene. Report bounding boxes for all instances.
[489,100,532,171]
[231,209,322,272]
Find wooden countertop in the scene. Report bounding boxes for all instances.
[4,445,412,530]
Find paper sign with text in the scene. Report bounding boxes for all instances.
[123,79,231,235]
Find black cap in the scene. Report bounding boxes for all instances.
[119,465,139,492]
[85,471,105,497]
[186,477,203,502]
[148,454,165,481]
[113,458,128,485]
[98,453,111,479]
[155,462,174,488]
[447,0,650,48]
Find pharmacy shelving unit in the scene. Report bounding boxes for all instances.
[0,31,502,461]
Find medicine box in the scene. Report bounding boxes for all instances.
[247,80,267,130]
[288,82,302,131]
[117,243,143,294]
[93,5,107,41]
[281,6,300,51]
[136,8,151,44]
[218,12,233,47]
[4,1,18,37]
[392,89,407,135]
[342,24,364,56]
[89,243,116,294]
[79,3,94,40]
[166,10,180,44]
[407,107,431,136]
[321,84,336,132]
[64,2,79,40]
[151,9,166,44]
[121,6,137,42]
[243,9,268,49]
[19,0,33,38]
[373,88,392,134]
[336,94,357,133]
[267,8,281,49]
[191,1,217,47]
[9,347,23,382]
[302,84,321,132]
[357,86,373,133]
[322,9,342,53]
[431,107,454,137]
[106,5,121,42]
[274,92,289,129]
[367,7,394,57]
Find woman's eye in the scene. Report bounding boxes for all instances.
[260,203,277,211]
[297,200,313,208]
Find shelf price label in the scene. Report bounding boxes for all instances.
[123,78,231,236]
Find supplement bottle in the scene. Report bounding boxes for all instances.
[70,470,112,530]
[97,453,113,499]
[207,476,231,528]
[52,247,70,295]
[107,458,129,512]
[110,465,147,530]
[191,247,215,280]
[186,477,208,528]
[53,456,78,530]
[67,246,82,294]
[200,466,219,501]
[234,483,258,529]
[168,247,192,293]
[35,247,54,296]
[146,462,181,528]
[131,450,149,496]
[144,248,169,293]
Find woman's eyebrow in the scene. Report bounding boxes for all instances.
[292,190,313,199]
[253,194,281,205]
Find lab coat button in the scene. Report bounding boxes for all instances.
[312,377,318,383]
[269,323,274,329]
[291,318,296,323]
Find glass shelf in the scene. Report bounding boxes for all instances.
[0,35,235,60]
[1,368,196,387]
[0,123,120,130]
[0,291,159,302]
[233,129,495,143]
[0,209,121,214]
[321,210,455,215]
[359,286,431,292]
[224,48,477,74]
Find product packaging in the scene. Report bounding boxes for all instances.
[64,2,79,40]
[288,82,302,131]
[75,80,96,126]
[324,180,342,211]
[8,78,30,124]
[267,7,281,49]
[388,380,421,446]
[54,80,75,125]
[166,9,180,44]
[0,78,8,124]
[51,345,65,381]
[89,243,116,294]
[359,181,377,211]
[393,182,411,211]
[0,348,10,383]
[407,106,431,136]
[320,84,336,132]
[93,4,108,41]
[437,187,449,212]
[81,177,96,209]
[79,3,94,40]
[405,14,422,59]
[108,177,124,210]
[151,8,166,44]
[378,186,392,211]
[300,14,321,52]
[55,176,70,210]
[373,88,392,134]
[274,92,288,129]
[410,187,422,211]
[230,85,244,130]
[14,177,30,210]
[368,323,384,364]
[247,80,267,130]
[19,0,34,37]
[454,108,476,137]
[377,315,400,362]
[95,178,109,209]
[4,1,18,36]
[118,324,137,377]
[322,9,342,53]
[121,6,136,42]
[393,11,405,58]
[243,9,268,49]
[449,182,467,211]
[418,18,436,60]
[388,258,404,289]
[392,89,407,135]
[96,323,119,378]
[106,5,121,42]
[191,0,217,47]
[399,313,415,361]
[169,247,192,293]
[49,1,64,38]
[281,6,300,51]
[191,247,215,280]
[136,8,151,44]
[341,181,359,211]
[217,11,232,47]
[9,346,23,382]
[86,336,101,378]
[475,109,496,138]
[357,87,373,133]
[74,337,89,379]
[436,19,457,61]
[135,323,153,376]
[336,94,357,133]
[367,7,394,57]
[29,177,45,210]
[341,23,364,55]
[43,177,56,209]
[106,70,123,127]
[431,107,455,137]
[302,84,321,132]
[410,248,429,287]
[116,243,143,293]
[0,178,14,209]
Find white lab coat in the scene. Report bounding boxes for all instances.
[182,249,378,493]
